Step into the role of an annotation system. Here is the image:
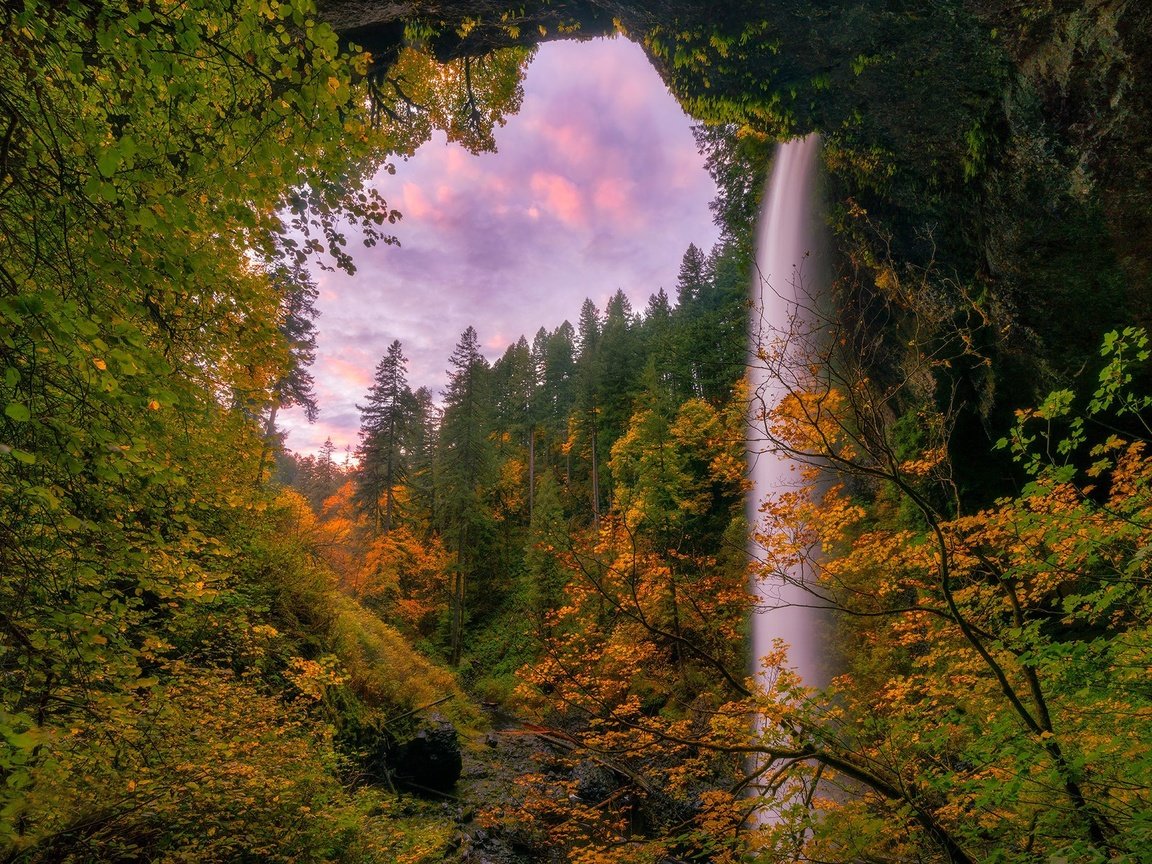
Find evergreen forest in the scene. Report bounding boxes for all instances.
[2,1,1152,862]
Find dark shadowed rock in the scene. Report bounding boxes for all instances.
[571,759,618,803]
[393,714,463,794]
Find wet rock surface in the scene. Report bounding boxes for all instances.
[454,708,563,864]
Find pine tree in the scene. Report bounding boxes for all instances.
[437,326,497,665]
[599,289,642,442]
[695,239,752,403]
[405,386,440,533]
[574,299,603,525]
[675,243,708,307]
[540,321,577,443]
[576,298,601,359]
[304,437,342,512]
[671,240,746,403]
[493,335,539,518]
[644,287,695,401]
[524,471,567,634]
[355,340,412,534]
[492,335,535,444]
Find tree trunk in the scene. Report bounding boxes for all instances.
[590,417,600,529]
[450,568,464,666]
[254,401,280,486]
[528,426,536,520]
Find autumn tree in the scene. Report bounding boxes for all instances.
[672,287,1152,862]
[506,382,752,861]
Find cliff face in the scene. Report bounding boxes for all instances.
[981,0,1152,300]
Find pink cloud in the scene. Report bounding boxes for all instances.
[324,356,374,393]
[434,184,457,207]
[443,145,480,179]
[485,174,511,197]
[530,172,586,227]
[592,177,642,229]
[400,182,434,220]
[278,39,720,459]
[539,121,596,166]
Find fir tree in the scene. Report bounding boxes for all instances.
[436,326,497,665]
[355,340,412,534]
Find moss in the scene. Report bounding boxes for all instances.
[328,595,477,728]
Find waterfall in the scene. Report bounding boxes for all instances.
[746,134,831,823]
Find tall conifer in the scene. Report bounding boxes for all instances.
[355,340,411,534]
[437,327,496,664]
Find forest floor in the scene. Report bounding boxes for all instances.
[453,706,563,864]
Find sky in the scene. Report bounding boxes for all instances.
[280,37,721,458]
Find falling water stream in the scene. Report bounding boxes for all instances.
[747,134,832,823]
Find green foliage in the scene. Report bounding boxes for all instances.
[1091,326,1152,418]
[692,122,772,241]
[524,471,569,628]
[328,595,473,723]
[0,0,468,857]
[998,327,1152,474]
[370,46,536,154]
[437,326,499,664]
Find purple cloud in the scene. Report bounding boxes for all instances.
[280,37,720,457]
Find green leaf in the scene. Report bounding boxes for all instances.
[4,403,30,422]
[96,148,122,179]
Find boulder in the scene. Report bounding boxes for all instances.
[570,759,618,803]
[392,714,463,794]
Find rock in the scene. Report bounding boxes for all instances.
[571,759,618,803]
[392,714,463,794]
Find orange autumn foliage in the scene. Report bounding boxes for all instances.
[509,328,1152,862]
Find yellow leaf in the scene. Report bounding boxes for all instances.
[93,358,107,370]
